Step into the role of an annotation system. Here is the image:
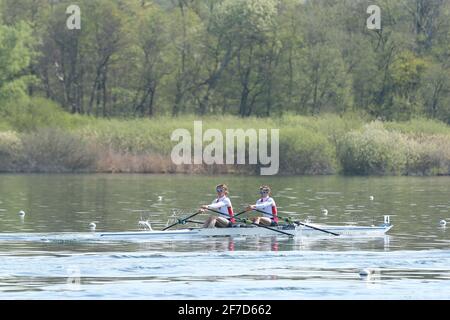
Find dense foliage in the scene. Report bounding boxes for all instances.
[0,0,449,122]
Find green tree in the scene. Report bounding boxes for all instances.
[0,22,36,103]
[211,0,279,117]
[132,3,171,117]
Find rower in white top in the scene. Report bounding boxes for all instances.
[200,184,236,228]
[246,185,279,226]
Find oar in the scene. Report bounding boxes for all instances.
[253,208,339,236]
[165,209,248,230]
[185,219,204,225]
[163,210,202,231]
[206,208,294,237]
[234,209,249,218]
[183,209,248,225]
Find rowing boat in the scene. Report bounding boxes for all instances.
[98,222,393,240]
[0,215,392,243]
[0,222,392,244]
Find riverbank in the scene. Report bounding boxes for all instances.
[0,104,449,175]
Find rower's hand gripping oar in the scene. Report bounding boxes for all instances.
[163,210,203,231]
[252,208,339,236]
[206,208,294,238]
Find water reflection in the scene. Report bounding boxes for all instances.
[0,234,397,256]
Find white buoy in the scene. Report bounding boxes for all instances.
[19,210,26,217]
[89,222,96,231]
[138,220,152,230]
[369,196,374,201]
[321,209,328,215]
[439,220,447,226]
[158,196,163,201]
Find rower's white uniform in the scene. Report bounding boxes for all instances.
[254,196,278,223]
[207,195,235,222]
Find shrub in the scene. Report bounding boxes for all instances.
[79,118,179,155]
[1,111,449,175]
[20,128,96,172]
[338,122,408,175]
[279,127,336,174]
[0,131,22,171]
[404,135,450,175]
[0,97,86,132]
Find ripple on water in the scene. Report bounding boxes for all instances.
[0,249,449,299]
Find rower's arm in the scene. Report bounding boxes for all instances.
[207,201,226,209]
[254,198,275,210]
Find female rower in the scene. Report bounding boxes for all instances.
[246,185,278,226]
[200,184,236,228]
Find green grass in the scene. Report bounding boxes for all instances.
[385,118,450,135]
[0,97,88,132]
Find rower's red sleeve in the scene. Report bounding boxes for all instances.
[272,205,278,223]
[228,207,236,223]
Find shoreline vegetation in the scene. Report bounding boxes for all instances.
[0,103,449,176]
[1,1,450,175]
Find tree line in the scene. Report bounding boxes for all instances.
[1,0,449,122]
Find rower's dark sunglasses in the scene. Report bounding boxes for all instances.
[216,188,224,192]
[260,190,269,194]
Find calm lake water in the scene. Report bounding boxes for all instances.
[0,174,449,299]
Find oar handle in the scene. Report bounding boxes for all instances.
[253,208,339,236]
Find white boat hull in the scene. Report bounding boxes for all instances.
[98,224,393,240]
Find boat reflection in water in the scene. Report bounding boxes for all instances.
[131,234,391,253]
